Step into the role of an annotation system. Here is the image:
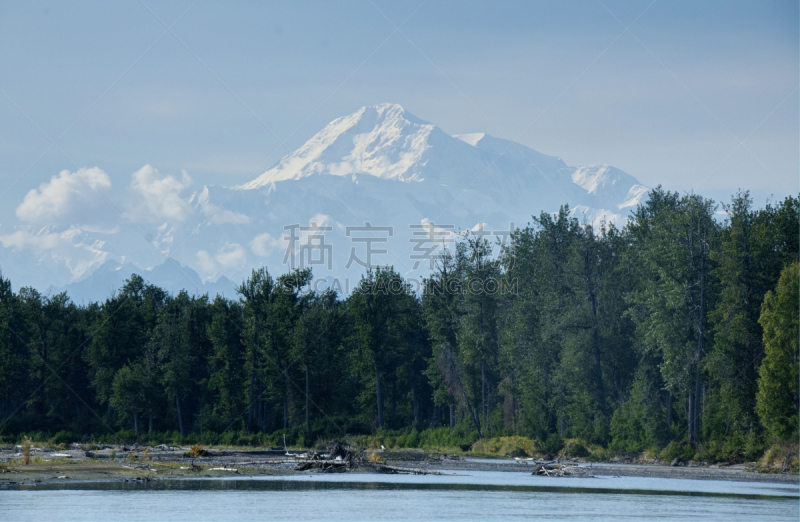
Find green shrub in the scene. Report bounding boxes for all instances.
[759,441,799,472]
[218,431,238,446]
[114,430,137,444]
[658,441,694,462]
[542,433,564,455]
[49,430,78,446]
[562,438,589,458]
[471,436,537,457]
[199,431,218,445]
[169,430,183,445]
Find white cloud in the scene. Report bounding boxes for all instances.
[195,242,247,279]
[197,186,250,224]
[282,214,333,256]
[128,165,193,223]
[0,229,69,253]
[16,167,112,224]
[0,227,109,279]
[195,250,217,276]
[216,243,246,269]
[250,232,279,256]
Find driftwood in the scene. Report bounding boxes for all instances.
[293,440,359,473]
[370,463,444,475]
[294,459,349,473]
[532,461,592,477]
[84,451,110,459]
[292,440,450,475]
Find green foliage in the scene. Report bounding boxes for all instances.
[706,193,799,440]
[756,261,800,440]
[561,438,589,458]
[415,424,479,449]
[609,373,670,452]
[542,433,564,455]
[658,441,695,462]
[472,436,537,456]
[759,441,799,472]
[49,430,79,446]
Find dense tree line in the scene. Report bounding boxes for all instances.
[0,189,796,456]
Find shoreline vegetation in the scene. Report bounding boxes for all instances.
[0,190,798,485]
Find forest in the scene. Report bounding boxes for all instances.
[0,188,797,462]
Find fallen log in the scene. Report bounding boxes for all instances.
[84,451,111,459]
[532,462,592,477]
[371,464,444,475]
[294,459,349,472]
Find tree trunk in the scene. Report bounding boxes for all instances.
[261,398,268,433]
[666,391,673,428]
[148,411,153,434]
[376,368,383,428]
[412,384,419,425]
[512,394,518,436]
[449,404,455,429]
[40,337,47,409]
[589,291,605,409]
[248,336,256,430]
[472,406,483,439]
[133,409,140,436]
[481,357,487,430]
[255,379,262,431]
[479,299,488,431]
[305,366,310,432]
[692,226,707,444]
[390,382,397,421]
[176,395,185,438]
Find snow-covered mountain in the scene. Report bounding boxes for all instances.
[0,103,648,302]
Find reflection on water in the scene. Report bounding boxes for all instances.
[1,471,797,521]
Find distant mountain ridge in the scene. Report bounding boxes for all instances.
[47,259,237,304]
[1,103,648,302]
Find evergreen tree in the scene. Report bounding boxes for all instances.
[756,261,799,440]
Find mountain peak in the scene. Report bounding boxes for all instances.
[238,103,434,189]
[369,102,405,116]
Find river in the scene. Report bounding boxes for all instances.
[1,470,797,521]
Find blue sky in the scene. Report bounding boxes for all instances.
[1,0,797,216]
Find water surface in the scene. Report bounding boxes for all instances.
[1,470,797,521]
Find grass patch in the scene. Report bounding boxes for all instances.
[471,436,538,457]
[187,443,208,457]
[21,438,31,465]
[561,438,590,458]
[759,441,798,473]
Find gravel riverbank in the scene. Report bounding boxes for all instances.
[1,445,797,488]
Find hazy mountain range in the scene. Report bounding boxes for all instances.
[0,103,648,302]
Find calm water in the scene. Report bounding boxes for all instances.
[1,471,797,521]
